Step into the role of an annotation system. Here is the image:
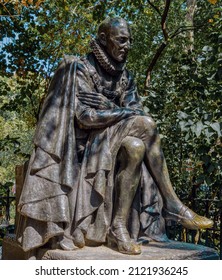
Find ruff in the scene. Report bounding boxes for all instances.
[90,38,125,76]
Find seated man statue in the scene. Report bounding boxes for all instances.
[17,17,213,255]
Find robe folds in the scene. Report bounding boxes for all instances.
[17,54,167,252]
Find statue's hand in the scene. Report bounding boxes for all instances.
[77,92,116,110]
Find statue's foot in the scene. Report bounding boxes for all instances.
[73,228,85,248]
[163,205,213,230]
[59,236,76,251]
[107,226,141,255]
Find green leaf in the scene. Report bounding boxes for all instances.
[177,111,189,120]
[179,120,189,131]
[194,121,204,137]
[210,122,221,136]
[204,127,216,140]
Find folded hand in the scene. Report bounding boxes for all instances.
[77,92,116,110]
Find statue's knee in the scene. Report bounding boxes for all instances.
[136,116,157,132]
[121,136,145,163]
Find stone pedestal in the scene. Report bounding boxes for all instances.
[2,234,219,260]
[2,234,36,260]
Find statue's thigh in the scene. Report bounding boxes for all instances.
[130,116,157,140]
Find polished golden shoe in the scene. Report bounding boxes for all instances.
[163,205,213,230]
[107,227,141,255]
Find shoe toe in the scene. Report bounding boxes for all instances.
[132,244,142,255]
[119,242,141,255]
[199,217,214,229]
[60,236,76,251]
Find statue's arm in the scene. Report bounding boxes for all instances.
[75,64,137,129]
[76,63,119,110]
[77,91,118,110]
[75,102,137,129]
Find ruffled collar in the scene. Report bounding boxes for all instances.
[90,38,126,76]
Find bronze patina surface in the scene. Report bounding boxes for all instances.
[15,17,213,257]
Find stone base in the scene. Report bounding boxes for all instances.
[2,234,219,260]
[2,234,36,260]
[39,241,219,260]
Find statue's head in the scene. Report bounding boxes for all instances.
[97,17,132,63]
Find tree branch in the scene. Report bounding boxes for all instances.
[161,0,171,41]
[147,0,162,17]
[169,23,208,39]
[144,1,206,90]
[0,2,15,18]
[144,23,205,90]
[145,42,167,90]
[145,0,171,89]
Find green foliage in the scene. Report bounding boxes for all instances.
[127,0,222,205]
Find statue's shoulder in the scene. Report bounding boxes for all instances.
[78,53,97,77]
[58,55,80,68]
[52,56,78,75]
[54,55,87,76]
[63,55,79,64]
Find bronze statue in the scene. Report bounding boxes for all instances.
[16,17,213,256]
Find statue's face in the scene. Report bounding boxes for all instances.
[105,23,131,62]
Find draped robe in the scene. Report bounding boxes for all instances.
[17,54,167,251]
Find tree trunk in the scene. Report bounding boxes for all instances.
[185,0,196,52]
